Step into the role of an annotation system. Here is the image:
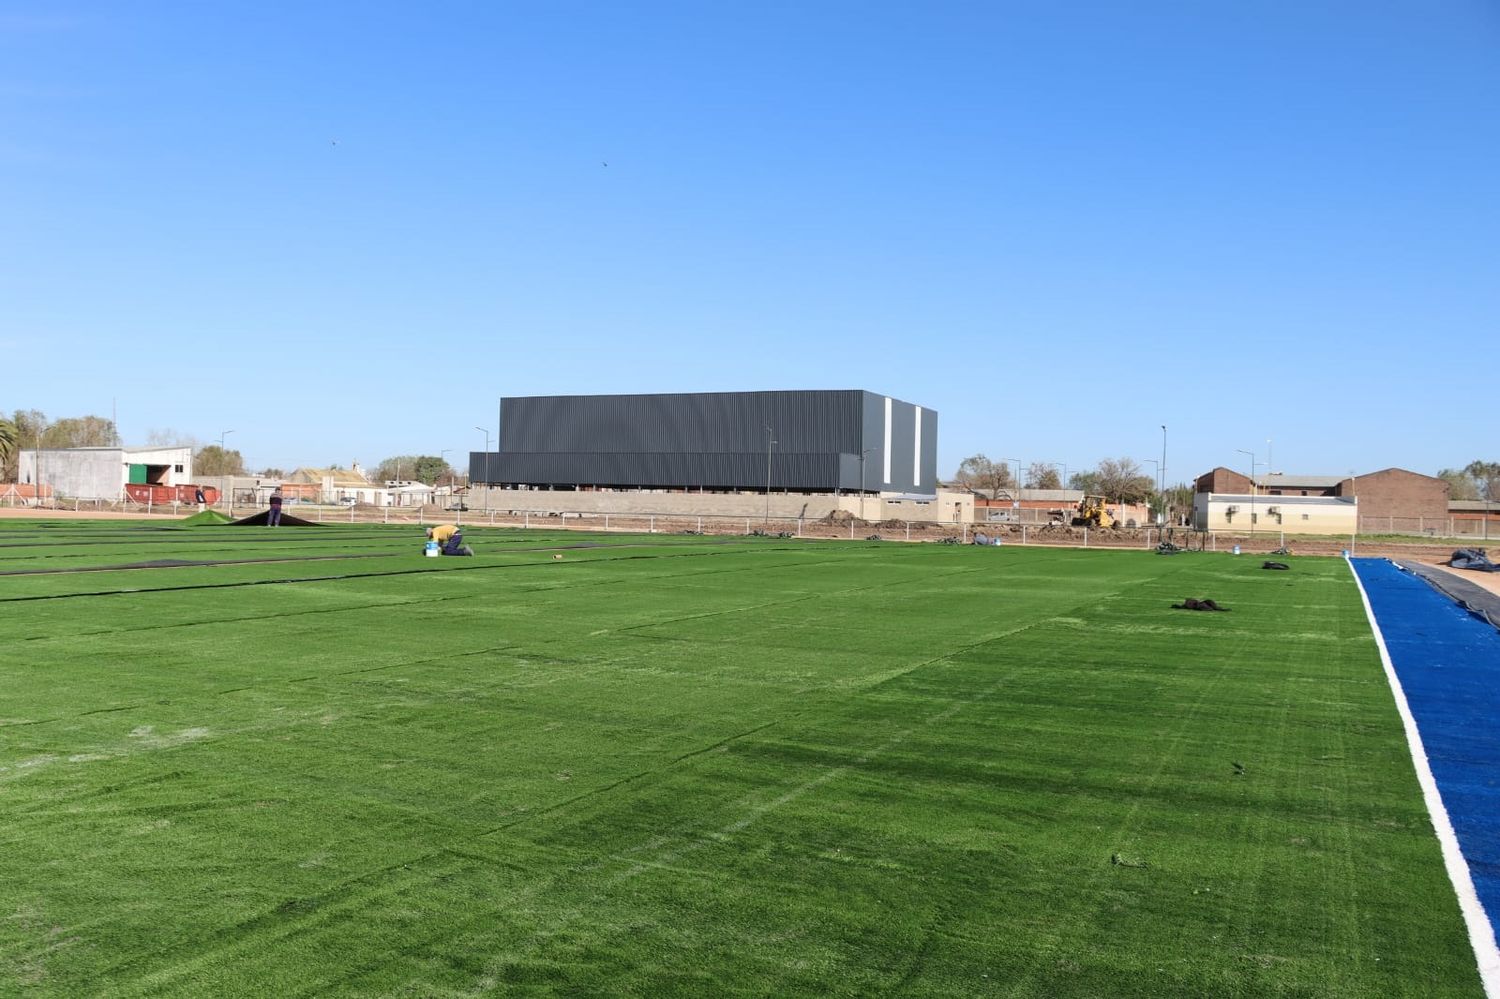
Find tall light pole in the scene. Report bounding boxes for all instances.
[1159,424,1167,525]
[764,426,777,524]
[1144,458,1160,521]
[1350,469,1358,550]
[218,430,235,497]
[1006,457,1022,521]
[1236,448,1257,536]
[860,447,874,521]
[475,427,490,512]
[34,421,45,507]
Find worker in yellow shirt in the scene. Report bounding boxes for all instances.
[425,524,473,556]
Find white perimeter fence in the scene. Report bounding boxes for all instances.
[6,492,1500,544]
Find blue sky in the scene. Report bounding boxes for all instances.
[4,2,1497,483]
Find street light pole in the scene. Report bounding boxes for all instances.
[1236,448,1257,536]
[860,447,874,521]
[475,427,491,512]
[1005,457,1022,523]
[764,426,777,524]
[1160,424,1167,524]
[1144,458,1160,522]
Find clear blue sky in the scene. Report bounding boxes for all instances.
[4,2,1497,483]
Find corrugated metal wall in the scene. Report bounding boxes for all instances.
[500,390,865,454]
[470,390,937,494]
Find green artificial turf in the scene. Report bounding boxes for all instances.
[0,521,1484,996]
[178,511,233,526]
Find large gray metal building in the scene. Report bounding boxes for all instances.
[470,390,938,496]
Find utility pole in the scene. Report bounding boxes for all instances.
[1160,424,1167,525]
[475,427,491,512]
[860,447,873,521]
[764,426,777,524]
[1236,448,1257,536]
[1006,457,1022,523]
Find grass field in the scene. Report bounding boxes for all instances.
[0,520,1484,997]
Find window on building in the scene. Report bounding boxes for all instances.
[174,464,184,472]
[1302,514,1310,521]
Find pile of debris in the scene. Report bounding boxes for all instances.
[1448,548,1498,572]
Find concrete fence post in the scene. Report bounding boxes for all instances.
[1083,527,1088,547]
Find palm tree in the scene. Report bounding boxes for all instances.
[0,418,17,480]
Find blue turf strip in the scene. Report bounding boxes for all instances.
[1352,558,1500,932]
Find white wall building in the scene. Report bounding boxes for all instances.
[1193,492,1356,535]
[17,446,195,501]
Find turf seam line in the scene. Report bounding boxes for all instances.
[0,544,810,604]
[1348,555,1500,997]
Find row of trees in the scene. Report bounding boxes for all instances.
[0,410,459,487]
[371,455,459,486]
[952,453,1163,504]
[0,409,121,481]
[1437,461,1500,503]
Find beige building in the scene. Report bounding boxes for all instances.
[1193,492,1356,535]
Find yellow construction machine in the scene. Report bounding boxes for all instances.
[1072,495,1115,528]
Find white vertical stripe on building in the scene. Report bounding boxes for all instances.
[883,397,893,484]
[914,408,922,486]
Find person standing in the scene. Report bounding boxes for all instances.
[268,489,283,527]
[194,486,206,512]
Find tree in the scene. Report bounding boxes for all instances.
[146,428,204,451]
[44,415,117,448]
[374,455,451,486]
[0,417,16,480]
[1093,457,1155,504]
[1025,463,1061,490]
[1464,461,1500,503]
[1437,468,1479,501]
[260,467,286,480]
[952,454,1014,494]
[195,445,246,476]
[1070,471,1102,496]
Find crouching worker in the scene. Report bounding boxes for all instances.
[426,524,474,556]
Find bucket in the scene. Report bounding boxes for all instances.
[425,541,440,557]
[1231,544,1241,555]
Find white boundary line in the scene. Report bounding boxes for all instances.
[1348,556,1500,997]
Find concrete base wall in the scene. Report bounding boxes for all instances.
[472,488,969,523]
